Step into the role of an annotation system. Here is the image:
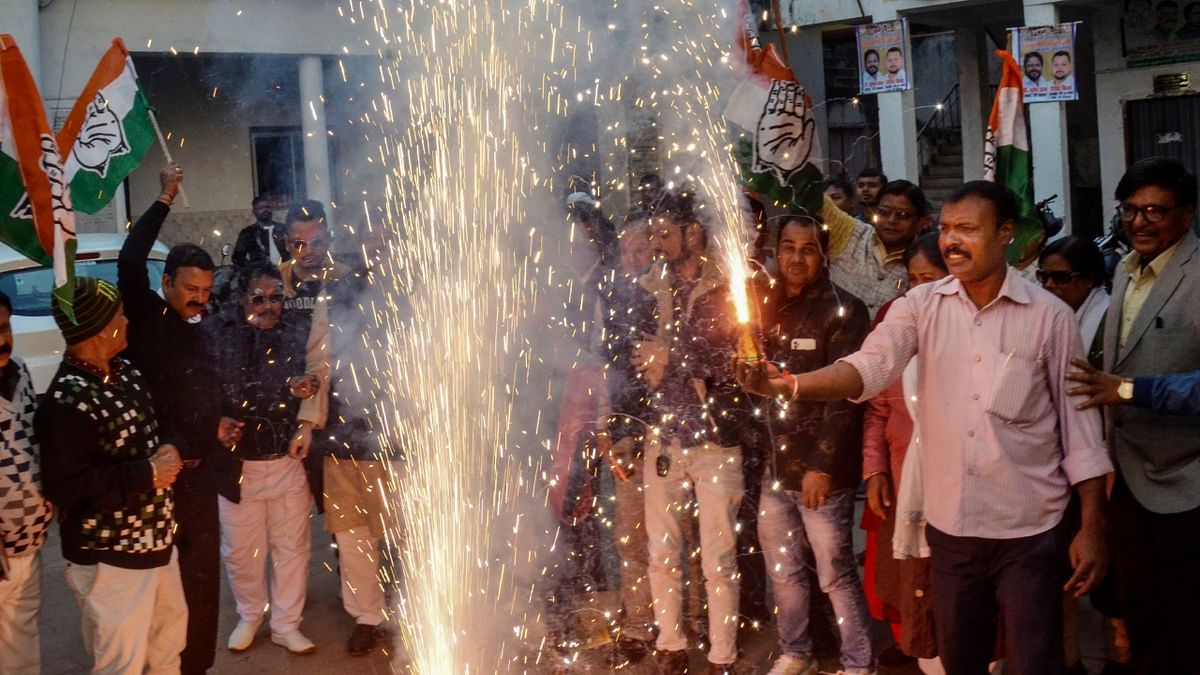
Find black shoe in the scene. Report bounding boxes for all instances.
[656,649,689,674]
[607,636,654,668]
[347,623,388,656]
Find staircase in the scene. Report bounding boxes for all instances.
[920,133,964,215]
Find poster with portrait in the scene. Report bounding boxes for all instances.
[1122,0,1200,68]
[1012,23,1079,103]
[856,19,911,95]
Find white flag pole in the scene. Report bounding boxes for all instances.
[147,108,190,208]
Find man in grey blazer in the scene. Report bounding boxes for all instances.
[1101,157,1199,674]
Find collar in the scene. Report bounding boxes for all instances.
[1122,237,1183,280]
[871,235,905,266]
[933,267,1032,306]
[65,354,125,382]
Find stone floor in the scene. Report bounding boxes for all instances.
[36,502,1110,674]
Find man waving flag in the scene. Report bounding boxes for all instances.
[57,37,155,214]
[0,35,76,318]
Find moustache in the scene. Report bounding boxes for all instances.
[943,247,972,260]
[0,344,11,355]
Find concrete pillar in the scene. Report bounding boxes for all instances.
[1,0,40,89]
[873,9,919,181]
[298,56,333,210]
[955,25,989,182]
[1023,1,1071,227]
[783,27,830,174]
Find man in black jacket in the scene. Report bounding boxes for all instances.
[117,163,228,674]
[37,277,187,673]
[751,216,875,675]
[232,195,288,268]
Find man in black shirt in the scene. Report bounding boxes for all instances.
[117,163,229,674]
[232,195,289,268]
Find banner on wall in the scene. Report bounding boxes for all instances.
[856,19,911,95]
[1123,0,1200,68]
[1011,23,1079,103]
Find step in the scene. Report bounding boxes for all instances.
[932,152,963,166]
[921,175,963,190]
[925,163,963,179]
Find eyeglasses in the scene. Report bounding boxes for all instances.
[1036,270,1083,286]
[249,293,285,306]
[873,205,916,221]
[289,237,330,251]
[1117,203,1181,223]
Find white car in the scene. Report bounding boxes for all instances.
[0,234,170,392]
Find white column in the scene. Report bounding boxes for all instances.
[1023,1,1071,227]
[1,0,40,88]
[783,27,829,174]
[955,25,987,182]
[874,9,918,181]
[298,56,332,210]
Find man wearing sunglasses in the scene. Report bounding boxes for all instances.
[1089,157,1200,674]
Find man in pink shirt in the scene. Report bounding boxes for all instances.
[737,181,1112,673]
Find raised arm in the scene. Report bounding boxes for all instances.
[118,164,182,302]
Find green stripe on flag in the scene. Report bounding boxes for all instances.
[69,88,155,214]
[993,144,1042,264]
[0,151,50,265]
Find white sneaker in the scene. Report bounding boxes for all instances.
[766,654,817,675]
[271,630,316,655]
[227,619,262,652]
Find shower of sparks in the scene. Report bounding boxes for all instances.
[345,0,747,671]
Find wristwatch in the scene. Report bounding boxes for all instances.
[1117,378,1135,401]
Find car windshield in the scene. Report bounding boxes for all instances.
[0,260,165,317]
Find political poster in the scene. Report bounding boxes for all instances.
[857,19,911,95]
[1012,23,1079,103]
[1122,0,1200,68]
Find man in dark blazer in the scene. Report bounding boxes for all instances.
[1100,157,1200,674]
[233,195,289,268]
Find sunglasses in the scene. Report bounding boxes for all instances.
[1116,203,1180,224]
[289,237,330,251]
[1035,270,1083,286]
[249,293,285,306]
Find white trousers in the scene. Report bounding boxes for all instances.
[0,551,42,675]
[335,528,387,626]
[218,456,313,634]
[642,437,744,665]
[64,549,187,675]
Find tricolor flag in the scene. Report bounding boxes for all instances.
[983,49,1043,265]
[57,38,155,214]
[723,3,824,216]
[0,35,76,318]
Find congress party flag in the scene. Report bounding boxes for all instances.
[0,35,77,318]
[724,1,824,215]
[983,49,1042,265]
[57,37,156,214]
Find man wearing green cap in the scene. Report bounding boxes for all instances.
[35,277,187,674]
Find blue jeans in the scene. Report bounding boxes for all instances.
[758,483,874,671]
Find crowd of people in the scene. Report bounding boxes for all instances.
[0,163,396,674]
[0,151,1196,675]
[553,155,1199,675]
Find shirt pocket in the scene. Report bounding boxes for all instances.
[985,353,1050,425]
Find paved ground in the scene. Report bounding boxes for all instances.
[36,503,1111,674]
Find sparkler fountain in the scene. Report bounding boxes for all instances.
[349,0,759,670]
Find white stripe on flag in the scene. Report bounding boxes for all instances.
[994,88,1029,152]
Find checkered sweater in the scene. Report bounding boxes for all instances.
[0,359,51,558]
[35,357,174,569]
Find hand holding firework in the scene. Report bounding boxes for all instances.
[733,356,792,399]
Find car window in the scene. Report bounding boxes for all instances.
[0,260,166,316]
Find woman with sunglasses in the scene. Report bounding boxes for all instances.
[208,264,320,655]
[1037,235,1109,365]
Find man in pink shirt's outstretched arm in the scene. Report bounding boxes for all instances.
[737,181,1112,674]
